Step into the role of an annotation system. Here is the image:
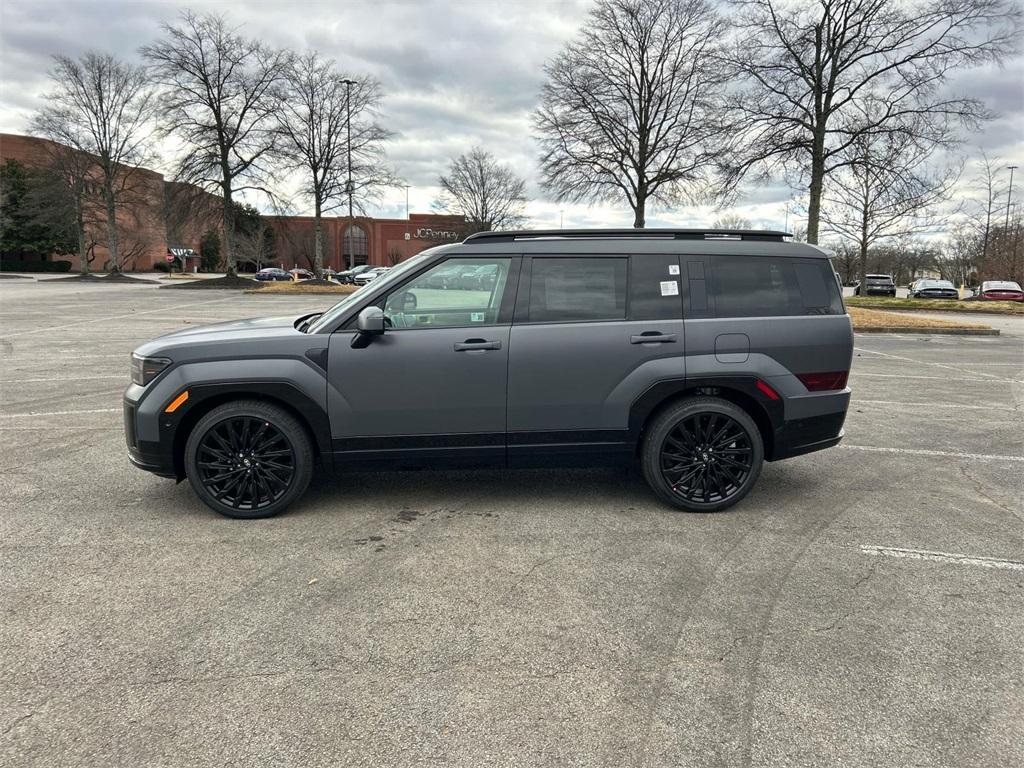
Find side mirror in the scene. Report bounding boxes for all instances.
[357,305,385,334]
[351,306,385,348]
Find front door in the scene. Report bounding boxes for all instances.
[327,256,518,465]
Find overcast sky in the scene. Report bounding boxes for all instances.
[1,0,1021,234]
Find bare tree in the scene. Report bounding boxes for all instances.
[142,11,289,278]
[722,0,1021,244]
[820,119,958,287]
[434,147,528,232]
[534,0,725,227]
[964,151,1007,286]
[711,212,752,230]
[275,53,395,276]
[31,52,157,273]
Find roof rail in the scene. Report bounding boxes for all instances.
[462,228,792,244]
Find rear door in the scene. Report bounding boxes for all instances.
[506,253,684,464]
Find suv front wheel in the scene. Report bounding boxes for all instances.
[641,397,764,513]
[184,400,314,519]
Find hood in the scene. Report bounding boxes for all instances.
[132,315,306,359]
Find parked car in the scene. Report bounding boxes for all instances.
[909,279,959,300]
[289,268,314,281]
[975,280,1024,302]
[253,267,291,282]
[854,274,896,296]
[421,263,465,289]
[353,266,390,286]
[336,264,374,284]
[124,227,852,519]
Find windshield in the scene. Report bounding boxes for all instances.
[866,275,892,283]
[920,280,954,289]
[306,251,436,333]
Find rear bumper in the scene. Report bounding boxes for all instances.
[769,392,849,461]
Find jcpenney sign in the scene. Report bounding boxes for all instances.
[414,227,459,241]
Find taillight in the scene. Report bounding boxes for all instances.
[796,371,849,391]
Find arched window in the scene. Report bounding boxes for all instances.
[341,224,368,267]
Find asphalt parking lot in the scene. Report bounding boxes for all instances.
[1,278,1022,768]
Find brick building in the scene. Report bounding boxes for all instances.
[1,132,466,272]
[268,212,467,271]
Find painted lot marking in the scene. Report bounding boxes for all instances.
[841,444,1024,462]
[0,296,238,339]
[0,408,120,419]
[851,372,1019,384]
[853,346,1010,381]
[860,545,1024,572]
[852,399,1017,411]
[0,375,126,384]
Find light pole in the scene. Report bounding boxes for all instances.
[1006,165,1018,229]
[343,78,357,270]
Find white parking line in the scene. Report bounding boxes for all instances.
[860,545,1024,572]
[0,296,237,339]
[851,372,1016,383]
[852,399,1016,411]
[841,444,1024,462]
[853,346,1009,380]
[0,408,120,419]
[0,375,126,383]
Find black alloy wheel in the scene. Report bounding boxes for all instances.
[185,400,313,519]
[195,416,295,511]
[641,396,764,513]
[660,412,753,504]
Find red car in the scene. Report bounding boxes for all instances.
[977,280,1024,302]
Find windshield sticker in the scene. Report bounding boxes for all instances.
[660,281,679,297]
[668,264,680,275]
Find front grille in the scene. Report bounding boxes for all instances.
[124,403,137,448]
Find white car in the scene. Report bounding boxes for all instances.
[353,267,390,286]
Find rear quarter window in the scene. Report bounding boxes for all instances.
[709,255,843,318]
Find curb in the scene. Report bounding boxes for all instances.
[855,327,999,336]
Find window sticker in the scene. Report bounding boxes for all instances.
[659,280,679,297]
[471,312,485,322]
[668,264,680,276]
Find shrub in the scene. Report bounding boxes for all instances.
[0,259,73,272]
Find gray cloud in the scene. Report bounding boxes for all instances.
[1,0,1020,232]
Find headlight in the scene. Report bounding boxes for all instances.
[131,354,171,386]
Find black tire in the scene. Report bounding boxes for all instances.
[641,396,764,513]
[184,399,313,519]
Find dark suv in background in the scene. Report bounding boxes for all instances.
[854,274,896,296]
[124,229,853,519]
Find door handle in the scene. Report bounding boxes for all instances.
[454,339,502,351]
[630,332,677,344]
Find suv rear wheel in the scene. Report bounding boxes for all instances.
[641,396,764,513]
[184,400,313,519]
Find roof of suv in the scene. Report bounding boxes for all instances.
[457,228,832,259]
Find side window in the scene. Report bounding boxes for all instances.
[709,256,843,318]
[527,257,627,323]
[792,259,844,315]
[383,257,512,329]
[630,254,682,320]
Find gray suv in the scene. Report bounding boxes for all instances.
[124,229,853,519]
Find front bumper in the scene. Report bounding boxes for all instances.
[124,396,177,478]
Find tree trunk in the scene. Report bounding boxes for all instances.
[858,208,870,291]
[633,192,646,228]
[104,187,120,273]
[313,200,324,279]
[806,138,826,245]
[222,181,236,278]
[76,203,88,275]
